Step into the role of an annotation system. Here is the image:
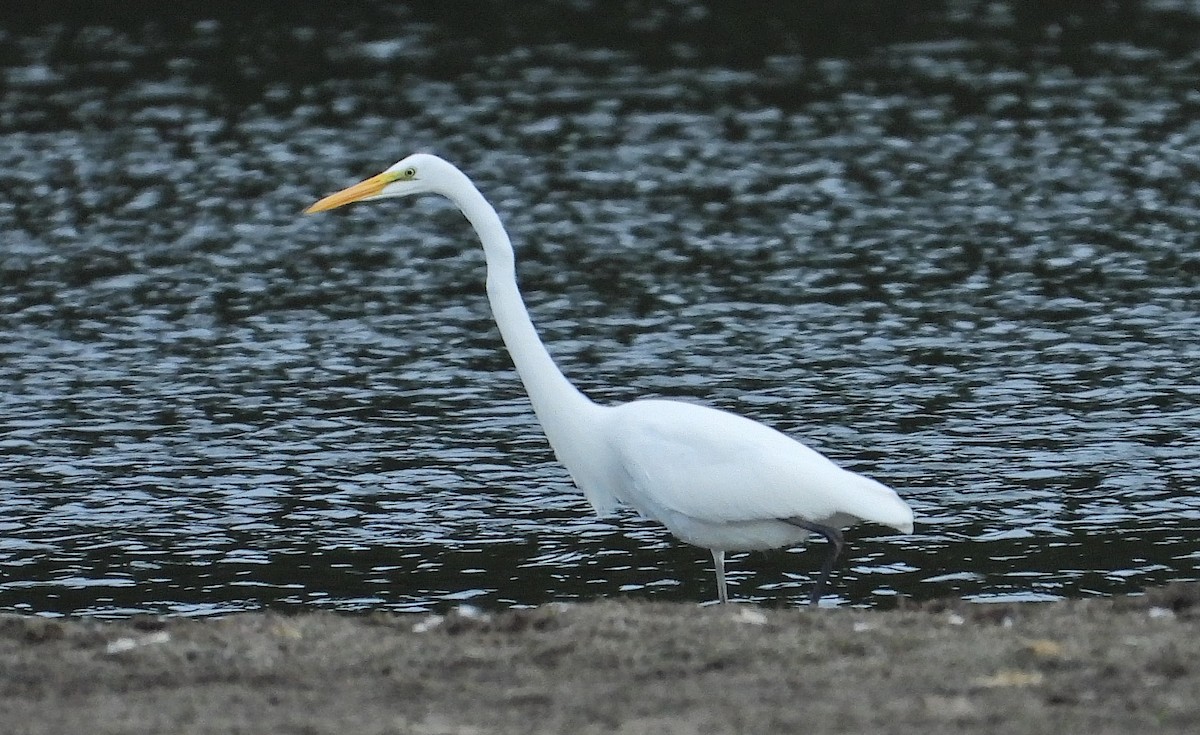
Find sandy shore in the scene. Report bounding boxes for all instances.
[2,584,1197,734]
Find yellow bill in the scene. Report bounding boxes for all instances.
[304,171,394,214]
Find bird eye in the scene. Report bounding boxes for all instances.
[403,167,417,178]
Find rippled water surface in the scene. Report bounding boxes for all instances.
[1,3,1199,616]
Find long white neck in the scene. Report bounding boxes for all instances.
[442,173,598,447]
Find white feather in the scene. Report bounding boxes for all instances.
[307,153,916,604]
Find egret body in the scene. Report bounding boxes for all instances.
[306,154,914,605]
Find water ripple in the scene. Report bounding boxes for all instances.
[2,6,1199,615]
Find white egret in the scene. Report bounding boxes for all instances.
[306,154,914,605]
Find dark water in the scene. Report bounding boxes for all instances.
[1,2,1198,616]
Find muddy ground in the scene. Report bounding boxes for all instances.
[1,584,1197,734]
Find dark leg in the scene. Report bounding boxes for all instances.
[782,518,845,605]
[711,549,728,603]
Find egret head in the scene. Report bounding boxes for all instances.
[304,153,456,214]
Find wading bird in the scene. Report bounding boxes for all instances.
[306,154,913,605]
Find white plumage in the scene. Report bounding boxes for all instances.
[307,153,914,605]
[604,400,913,547]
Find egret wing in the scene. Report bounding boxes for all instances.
[604,399,880,526]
